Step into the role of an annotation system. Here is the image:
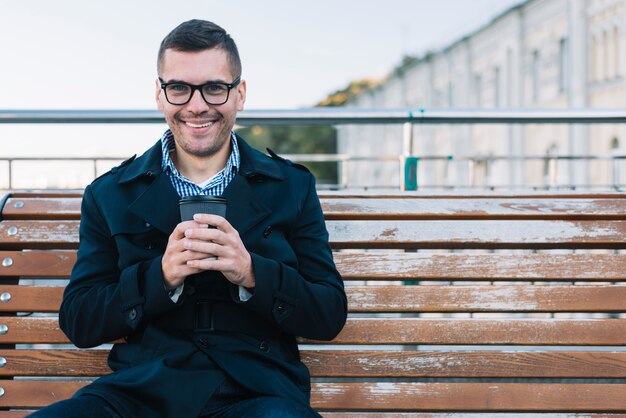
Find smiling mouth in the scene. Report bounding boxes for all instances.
[185,121,215,128]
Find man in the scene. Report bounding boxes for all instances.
[31,19,347,418]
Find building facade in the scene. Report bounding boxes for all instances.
[338,0,626,190]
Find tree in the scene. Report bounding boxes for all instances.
[236,78,379,186]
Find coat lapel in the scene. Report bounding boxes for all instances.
[128,172,181,235]
[118,136,282,237]
[222,174,271,237]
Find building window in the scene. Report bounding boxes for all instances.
[494,66,501,108]
[603,30,609,80]
[532,50,540,102]
[591,35,598,82]
[475,74,482,107]
[559,38,568,93]
[615,27,621,77]
[449,81,455,107]
[506,48,513,107]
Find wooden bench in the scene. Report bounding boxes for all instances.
[1,190,626,416]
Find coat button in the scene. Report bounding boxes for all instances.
[145,222,151,228]
[186,285,196,295]
[277,303,286,314]
[144,243,154,250]
[263,226,273,238]
[259,340,270,352]
[128,308,137,320]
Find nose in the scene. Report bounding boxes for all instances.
[186,88,211,112]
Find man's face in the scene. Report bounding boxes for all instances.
[156,48,246,159]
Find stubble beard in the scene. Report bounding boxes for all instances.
[172,113,235,158]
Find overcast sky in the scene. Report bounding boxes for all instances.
[1,0,522,110]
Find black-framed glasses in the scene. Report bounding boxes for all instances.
[159,76,241,105]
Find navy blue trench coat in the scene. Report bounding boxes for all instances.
[59,136,347,417]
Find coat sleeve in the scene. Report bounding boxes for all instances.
[236,174,348,341]
[59,185,177,348]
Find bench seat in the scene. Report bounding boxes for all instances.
[1,191,626,416]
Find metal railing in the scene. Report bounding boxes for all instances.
[2,108,626,191]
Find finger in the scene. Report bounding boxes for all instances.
[192,214,232,231]
[170,220,199,240]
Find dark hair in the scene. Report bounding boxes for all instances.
[157,19,241,78]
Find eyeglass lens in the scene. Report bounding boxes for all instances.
[165,83,231,105]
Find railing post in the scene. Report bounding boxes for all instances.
[548,157,558,189]
[401,122,417,191]
[7,160,12,190]
[612,154,621,190]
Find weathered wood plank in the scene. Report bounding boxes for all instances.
[5,251,626,282]
[0,221,79,249]
[9,194,626,222]
[0,286,64,312]
[335,253,626,281]
[4,349,626,379]
[322,318,626,345]
[321,198,626,220]
[345,285,626,312]
[328,220,626,250]
[5,220,626,251]
[5,317,626,345]
[0,381,88,408]
[1,381,626,411]
[2,412,625,418]
[321,414,626,417]
[0,250,76,277]
[8,284,626,314]
[0,349,111,376]
[303,350,626,378]
[2,197,82,220]
[310,382,626,411]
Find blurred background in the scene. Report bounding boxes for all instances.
[1,0,625,191]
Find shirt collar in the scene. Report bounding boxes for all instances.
[160,129,240,183]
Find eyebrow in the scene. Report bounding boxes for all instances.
[164,78,229,85]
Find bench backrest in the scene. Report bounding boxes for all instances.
[2,191,626,416]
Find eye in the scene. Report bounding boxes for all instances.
[203,83,228,94]
[168,84,190,94]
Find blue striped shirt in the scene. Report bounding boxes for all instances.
[159,129,251,301]
[160,129,239,197]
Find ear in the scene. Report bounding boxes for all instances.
[155,78,165,111]
[236,79,247,111]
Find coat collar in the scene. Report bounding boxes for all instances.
[118,134,281,236]
[118,133,285,185]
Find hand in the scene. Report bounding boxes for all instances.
[162,220,207,289]
[181,214,256,289]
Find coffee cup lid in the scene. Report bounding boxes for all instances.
[179,195,227,204]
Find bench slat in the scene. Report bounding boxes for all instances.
[1,381,625,411]
[3,349,626,379]
[321,198,626,220]
[8,285,626,313]
[3,413,623,418]
[311,382,626,411]
[0,221,79,249]
[5,220,626,250]
[345,285,626,312]
[4,317,626,345]
[4,251,626,281]
[0,250,76,277]
[326,318,626,345]
[321,414,626,418]
[328,220,626,250]
[8,196,626,221]
[335,253,626,281]
[2,197,82,220]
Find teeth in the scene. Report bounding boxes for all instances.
[186,121,214,128]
